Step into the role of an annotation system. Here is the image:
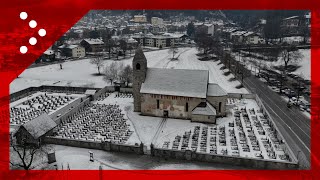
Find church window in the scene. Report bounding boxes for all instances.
[157,100,160,109]
[185,102,188,112]
[136,63,141,70]
[219,102,222,112]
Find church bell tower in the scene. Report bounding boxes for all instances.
[132,47,147,112]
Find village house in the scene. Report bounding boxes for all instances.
[132,48,227,124]
[58,44,86,58]
[132,15,147,23]
[242,32,261,45]
[132,33,186,48]
[14,113,56,146]
[80,38,104,53]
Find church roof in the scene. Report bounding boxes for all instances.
[140,68,208,98]
[192,102,216,116]
[207,83,228,97]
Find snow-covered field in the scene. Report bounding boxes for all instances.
[235,49,310,80]
[11,47,248,94]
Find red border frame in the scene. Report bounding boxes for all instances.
[1,0,319,179]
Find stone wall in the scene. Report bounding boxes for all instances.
[151,147,298,169]
[120,88,133,93]
[93,86,115,100]
[53,98,91,125]
[44,137,144,155]
[141,93,205,119]
[191,114,216,123]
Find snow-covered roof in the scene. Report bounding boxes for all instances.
[162,33,186,38]
[20,113,56,139]
[128,38,138,43]
[58,44,81,49]
[140,68,208,98]
[44,50,54,55]
[192,102,216,116]
[85,89,96,95]
[83,38,104,45]
[231,31,247,36]
[207,83,228,97]
[283,16,299,20]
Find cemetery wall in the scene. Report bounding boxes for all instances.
[10,86,100,102]
[10,87,39,102]
[44,137,144,155]
[227,93,255,99]
[53,98,91,125]
[93,86,115,100]
[120,88,133,93]
[151,148,298,169]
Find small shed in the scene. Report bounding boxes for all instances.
[85,89,97,101]
[191,102,217,123]
[14,113,57,146]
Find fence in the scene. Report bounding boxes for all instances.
[44,137,144,155]
[151,147,298,169]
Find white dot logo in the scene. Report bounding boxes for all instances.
[29,20,37,28]
[29,37,37,45]
[20,46,28,54]
[38,29,46,37]
[19,12,47,54]
[20,12,28,20]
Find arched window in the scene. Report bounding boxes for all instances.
[219,102,222,112]
[136,63,141,70]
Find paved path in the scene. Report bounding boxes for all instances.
[243,76,310,168]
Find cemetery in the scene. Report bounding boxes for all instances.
[155,98,293,163]
[10,91,86,126]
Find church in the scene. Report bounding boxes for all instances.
[132,47,228,124]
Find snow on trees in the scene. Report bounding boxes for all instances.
[90,57,104,75]
[103,62,133,86]
[120,65,133,87]
[104,62,119,84]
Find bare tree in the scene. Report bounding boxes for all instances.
[279,46,303,74]
[120,65,133,87]
[103,62,119,85]
[10,142,52,170]
[90,57,104,75]
[119,40,128,59]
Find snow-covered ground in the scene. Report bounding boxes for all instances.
[235,49,310,80]
[150,98,290,162]
[11,47,248,94]
[52,144,248,170]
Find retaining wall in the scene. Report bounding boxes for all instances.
[44,137,144,155]
[151,148,298,169]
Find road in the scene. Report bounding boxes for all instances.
[243,76,310,168]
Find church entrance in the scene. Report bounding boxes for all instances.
[163,110,168,118]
